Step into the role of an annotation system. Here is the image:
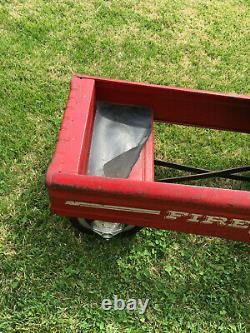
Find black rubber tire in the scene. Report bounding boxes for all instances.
[69,218,93,235]
[119,226,143,238]
[69,218,142,238]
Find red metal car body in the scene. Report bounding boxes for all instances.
[46,75,250,242]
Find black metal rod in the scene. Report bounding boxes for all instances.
[154,159,250,182]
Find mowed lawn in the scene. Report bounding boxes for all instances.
[0,1,249,332]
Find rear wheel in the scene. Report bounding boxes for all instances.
[70,218,142,239]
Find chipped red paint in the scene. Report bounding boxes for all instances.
[46,75,250,242]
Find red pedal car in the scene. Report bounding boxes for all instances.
[46,75,250,241]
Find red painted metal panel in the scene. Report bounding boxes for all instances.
[47,75,250,242]
[47,77,95,180]
[48,173,250,242]
[77,74,250,133]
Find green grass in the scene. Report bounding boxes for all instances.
[0,0,250,332]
